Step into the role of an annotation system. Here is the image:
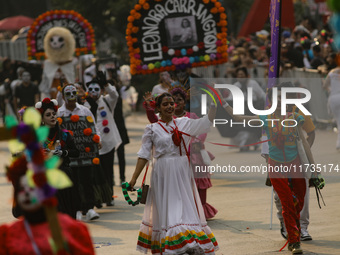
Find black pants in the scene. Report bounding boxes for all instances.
[117,144,126,182]
[99,148,115,198]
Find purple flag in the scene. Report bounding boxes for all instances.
[268,0,281,89]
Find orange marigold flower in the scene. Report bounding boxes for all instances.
[70,115,79,122]
[210,7,218,14]
[93,134,100,143]
[57,118,63,125]
[83,128,92,136]
[92,158,100,165]
[132,27,139,33]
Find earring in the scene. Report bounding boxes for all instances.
[42,121,45,125]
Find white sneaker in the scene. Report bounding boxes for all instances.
[76,211,83,221]
[86,209,100,221]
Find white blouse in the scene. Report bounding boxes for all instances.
[138,116,211,160]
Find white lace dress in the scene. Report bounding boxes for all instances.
[136,116,219,254]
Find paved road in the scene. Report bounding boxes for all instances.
[0,113,339,255]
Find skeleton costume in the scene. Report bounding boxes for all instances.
[86,73,121,203]
[57,85,103,217]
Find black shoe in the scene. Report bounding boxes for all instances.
[95,203,103,209]
[280,222,288,240]
[288,242,303,254]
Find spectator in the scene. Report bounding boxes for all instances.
[13,71,40,112]
[310,44,325,69]
[151,71,172,97]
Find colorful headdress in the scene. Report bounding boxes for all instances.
[35,98,58,115]
[169,84,190,100]
[5,108,72,252]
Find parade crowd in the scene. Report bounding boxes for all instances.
[0,14,337,255]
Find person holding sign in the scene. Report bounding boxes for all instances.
[57,84,102,221]
[86,71,122,206]
[129,93,219,255]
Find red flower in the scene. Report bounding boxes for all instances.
[187,49,193,55]
[175,50,181,56]
[162,46,169,52]
[70,115,79,122]
[198,42,205,49]
[83,128,92,136]
[33,172,47,187]
[92,134,100,143]
[85,147,91,152]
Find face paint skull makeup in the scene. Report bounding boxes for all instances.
[63,85,77,103]
[17,176,41,212]
[88,83,101,99]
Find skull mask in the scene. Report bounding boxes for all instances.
[50,35,65,49]
[88,83,101,99]
[63,85,77,103]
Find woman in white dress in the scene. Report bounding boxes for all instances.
[324,66,340,150]
[129,93,218,255]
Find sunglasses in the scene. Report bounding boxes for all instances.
[65,91,77,96]
[89,87,100,92]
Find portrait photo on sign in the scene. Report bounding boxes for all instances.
[165,16,197,48]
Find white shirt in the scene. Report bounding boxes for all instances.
[39,59,77,95]
[93,85,122,155]
[151,84,169,97]
[57,102,101,139]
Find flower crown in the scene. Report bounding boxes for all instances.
[35,98,58,115]
[169,84,190,100]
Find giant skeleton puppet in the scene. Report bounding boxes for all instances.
[39,27,77,99]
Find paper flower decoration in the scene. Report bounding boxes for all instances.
[92,158,100,165]
[83,128,92,136]
[70,115,79,122]
[93,134,100,143]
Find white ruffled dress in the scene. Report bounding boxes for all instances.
[136,116,219,254]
